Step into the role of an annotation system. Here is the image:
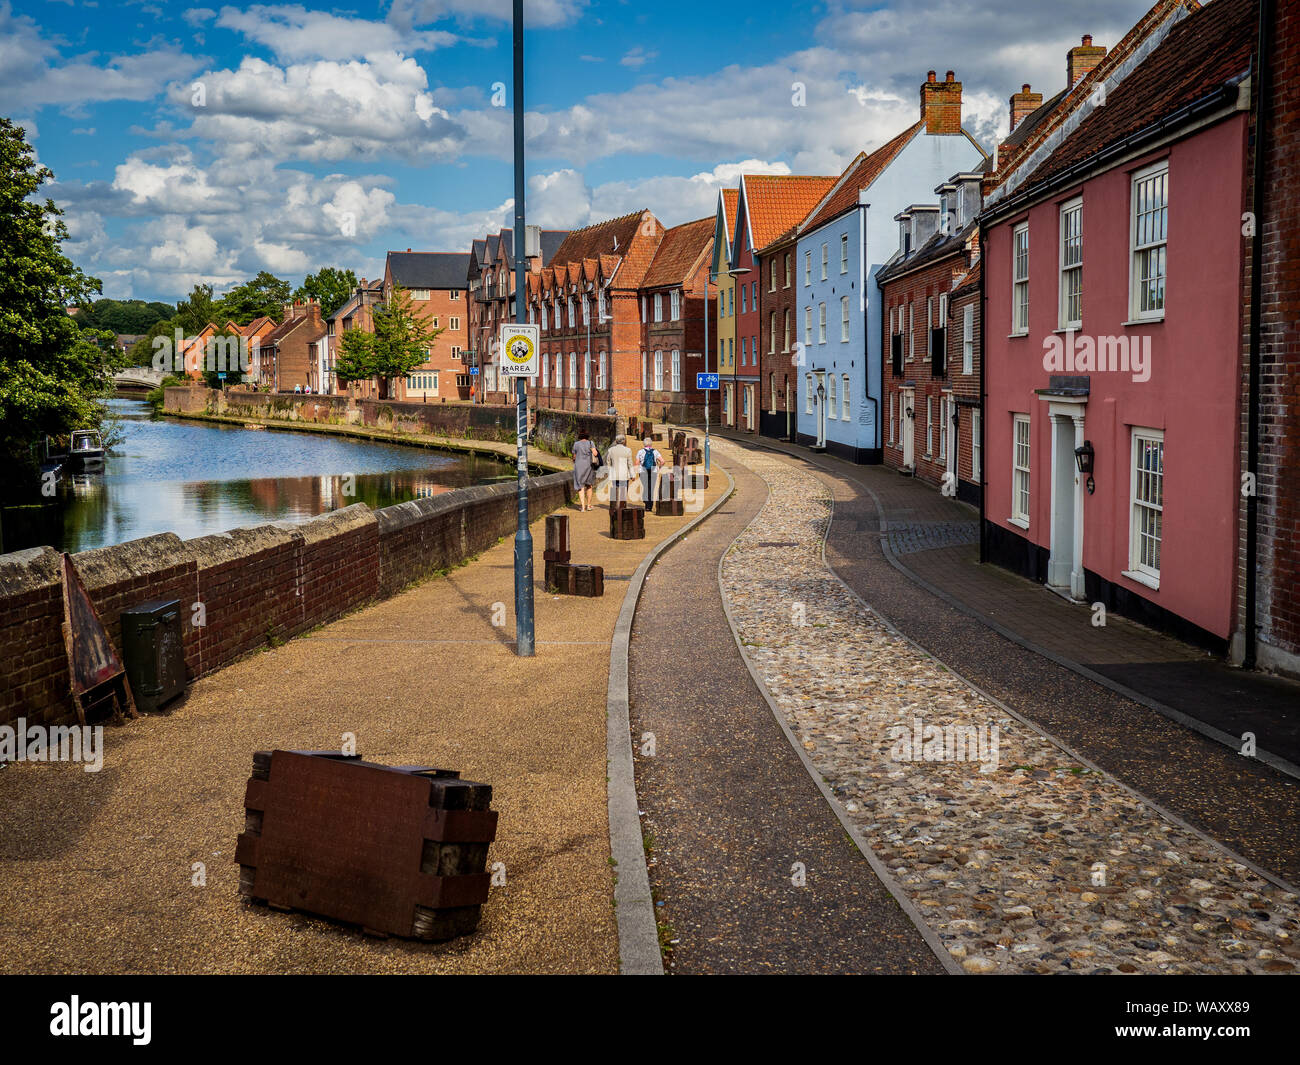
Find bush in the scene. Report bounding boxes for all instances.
[144,374,186,412]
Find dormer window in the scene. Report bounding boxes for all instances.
[900,218,912,256]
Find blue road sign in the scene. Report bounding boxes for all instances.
[469,367,480,375]
[696,372,720,390]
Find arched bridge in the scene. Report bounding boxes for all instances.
[113,367,167,392]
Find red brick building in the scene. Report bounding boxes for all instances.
[728,174,836,433]
[638,216,715,424]
[467,226,568,401]
[262,300,326,392]
[754,225,800,439]
[1238,0,1298,676]
[527,210,664,416]
[382,250,471,402]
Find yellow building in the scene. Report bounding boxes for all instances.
[711,188,739,426]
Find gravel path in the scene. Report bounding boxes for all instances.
[714,440,1299,975]
[627,451,942,974]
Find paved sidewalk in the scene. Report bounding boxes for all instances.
[709,429,1300,774]
[0,480,720,974]
[627,450,942,974]
[702,428,1300,885]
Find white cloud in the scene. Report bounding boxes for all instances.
[620,47,657,69]
[386,0,587,30]
[214,4,472,63]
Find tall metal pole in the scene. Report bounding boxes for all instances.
[512,0,534,657]
[703,265,711,472]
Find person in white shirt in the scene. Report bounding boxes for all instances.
[635,438,662,506]
[604,434,634,506]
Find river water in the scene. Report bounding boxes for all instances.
[0,398,514,555]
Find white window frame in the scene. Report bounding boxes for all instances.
[641,296,646,323]
[1127,427,1165,585]
[962,303,974,375]
[568,351,577,388]
[972,408,982,481]
[654,350,664,391]
[804,250,812,285]
[1011,414,1031,527]
[821,242,829,280]
[784,253,792,288]
[938,396,947,460]
[670,289,681,321]
[925,396,933,455]
[805,374,813,414]
[671,349,681,392]
[908,302,915,360]
[889,392,896,445]
[841,295,850,342]
[1012,222,1029,335]
[818,303,826,344]
[1130,162,1168,321]
[1059,197,1083,329]
[827,374,837,420]
[654,293,663,322]
[804,307,812,347]
[840,232,849,274]
[598,351,607,390]
[841,374,850,420]
[542,350,549,387]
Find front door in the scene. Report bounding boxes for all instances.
[944,395,957,485]
[1047,407,1086,598]
[902,388,915,469]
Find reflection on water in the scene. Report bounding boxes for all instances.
[1,398,512,554]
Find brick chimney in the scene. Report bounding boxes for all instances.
[1068,35,1107,86]
[1010,83,1043,132]
[920,70,963,135]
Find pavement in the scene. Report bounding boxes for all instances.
[706,428,1300,886]
[0,474,721,974]
[626,448,943,974]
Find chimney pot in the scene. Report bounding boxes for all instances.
[1009,82,1044,133]
[1023,83,1031,93]
[1082,34,1092,46]
[946,70,955,82]
[927,70,936,83]
[1068,35,1107,87]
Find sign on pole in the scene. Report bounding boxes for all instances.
[500,323,539,377]
[696,372,720,390]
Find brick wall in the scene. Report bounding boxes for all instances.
[0,473,572,729]
[1241,0,1300,675]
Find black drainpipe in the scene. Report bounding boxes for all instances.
[978,214,988,564]
[1244,0,1273,669]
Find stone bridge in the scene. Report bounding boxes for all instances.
[113,366,167,391]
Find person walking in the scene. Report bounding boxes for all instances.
[572,431,599,512]
[604,433,634,507]
[635,437,662,507]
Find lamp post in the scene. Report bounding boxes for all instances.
[816,378,827,450]
[510,0,534,657]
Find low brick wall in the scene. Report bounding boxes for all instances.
[162,387,617,453]
[0,473,572,729]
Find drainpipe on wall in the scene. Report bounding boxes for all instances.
[1244,0,1273,670]
[978,215,988,564]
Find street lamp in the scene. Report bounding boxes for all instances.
[1074,439,1096,495]
[815,378,827,451]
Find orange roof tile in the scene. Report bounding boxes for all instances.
[642,217,714,289]
[722,188,739,242]
[801,123,923,234]
[738,175,837,254]
[550,210,647,269]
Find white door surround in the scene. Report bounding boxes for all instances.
[901,387,915,470]
[1041,396,1088,600]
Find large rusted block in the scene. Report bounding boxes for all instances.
[608,505,645,540]
[571,564,604,598]
[545,560,575,594]
[544,513,570,562]
[236,750,497,941]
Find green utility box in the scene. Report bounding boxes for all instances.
[120,599,185,713]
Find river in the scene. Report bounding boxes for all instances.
[0,398,517,555]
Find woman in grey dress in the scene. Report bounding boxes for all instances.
[572,431,599,511]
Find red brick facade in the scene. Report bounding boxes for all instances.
[756,232,800,439]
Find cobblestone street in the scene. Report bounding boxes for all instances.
[712,441,1300,975]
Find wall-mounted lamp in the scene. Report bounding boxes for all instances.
[1074,439,1096,495]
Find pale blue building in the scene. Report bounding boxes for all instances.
[795,72,986,461]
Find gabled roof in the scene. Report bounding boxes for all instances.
[642,217,714,289]
[1020,0,1253,192]
[877,219,978,284]
[539,229,569,265]
[386,251,472,290]
[985,0,1202,204]
[735,174,837,258]
[550,210,648,267]
[800,122,923,234]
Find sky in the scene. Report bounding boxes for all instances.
[2,0,1167,305]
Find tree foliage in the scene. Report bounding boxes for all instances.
[294,267,357,319]
[73,298,175,335]
[0,117,121,468]
[334,284,440,399]
[218,271,291,325]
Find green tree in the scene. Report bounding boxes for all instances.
[294,266,357,318]
[0,117,121,471]
[219,271,290,324]
[334,284,440,399]
[75,298,174,334]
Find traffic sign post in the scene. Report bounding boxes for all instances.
[696,372,719,390]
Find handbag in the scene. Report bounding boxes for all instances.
[592,445,603,469]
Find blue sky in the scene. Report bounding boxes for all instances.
[2,0,1164,304]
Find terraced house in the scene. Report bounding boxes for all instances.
[729,173,836,434]
[980,0,1256,651]
[379,250,471,402]
[710,188,739,425]
[527,210,664,415]
[795,71,986,461]
[638,216,715,424]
